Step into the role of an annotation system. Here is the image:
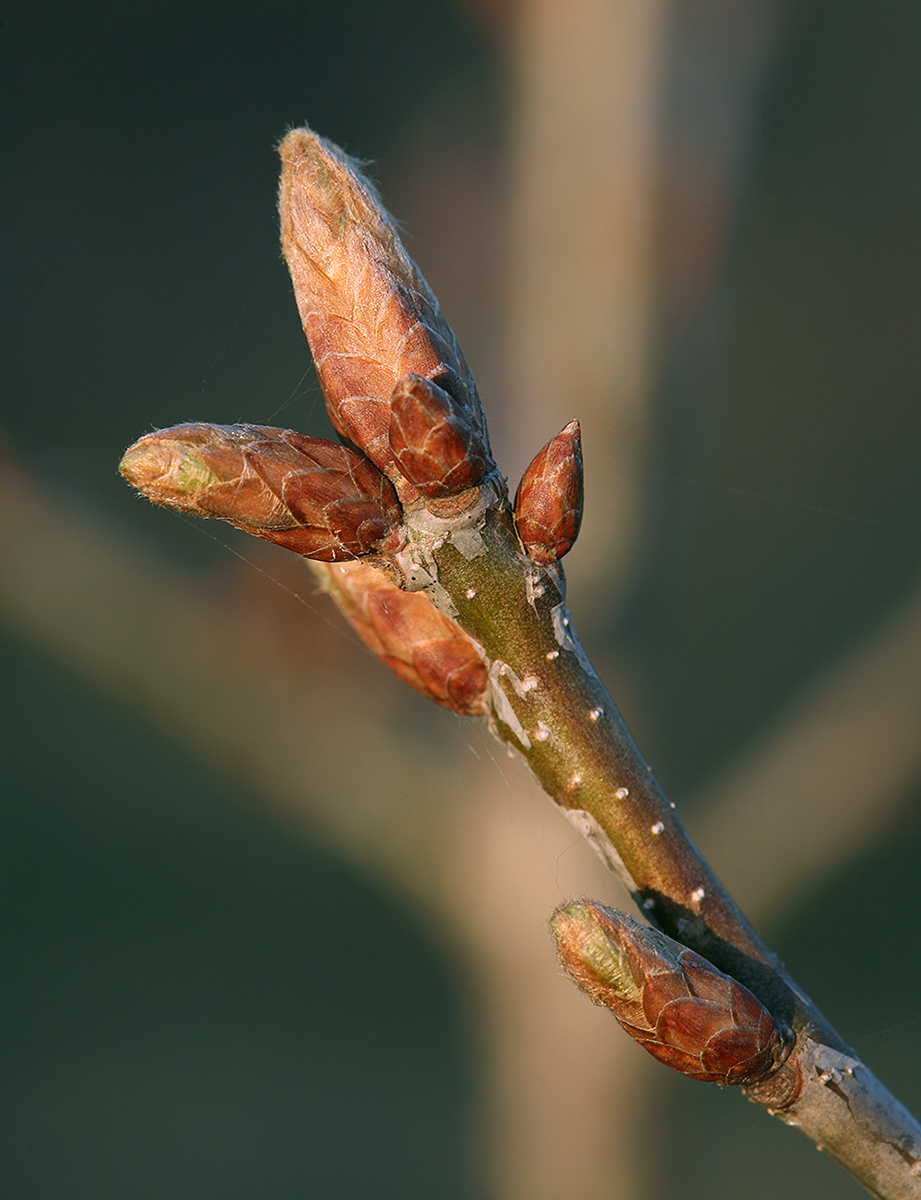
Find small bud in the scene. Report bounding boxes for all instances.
[388,373,488,498]
[120,423,402,562]
[278,128,490,485]
[514,421,583,564]
[550,900,793,1085]
[317,560,489,715]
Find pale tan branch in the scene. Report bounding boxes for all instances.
[0,455,643,1198]
[698,582,921,922]
[4,453,921,1197]
[0,458,454,899]
[504,0,665,603]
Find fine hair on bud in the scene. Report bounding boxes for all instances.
[388,373,488,498]
[514,421,583,564]
[551,900,793,1086]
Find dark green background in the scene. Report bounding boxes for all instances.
[2,1,920,1197]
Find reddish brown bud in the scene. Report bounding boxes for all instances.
[514,421,583,564]
[120,423,402,562]
[316,560,489,715]
[550,900,793,1085]
[388,373,488,498]
[278,128,490,486]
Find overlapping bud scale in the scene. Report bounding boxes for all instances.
[389,373,488,498]
[551,900,793,1086]
[120,423,402,562]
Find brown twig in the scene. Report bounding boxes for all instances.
[113,126,921,1197]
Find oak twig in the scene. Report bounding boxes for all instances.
[119,127,921,1198]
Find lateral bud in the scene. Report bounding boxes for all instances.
[120,423,403,562]
[514,421,583,564]
[316,560,489,714]
[550,900,793,1085]
[389,373,488,498]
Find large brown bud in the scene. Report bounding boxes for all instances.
[317,560,489,715]
[551,900,793,1086]
[514,421,583,564]
[389,373,488,498]
[120,423,402,562]
[278,129,490,486]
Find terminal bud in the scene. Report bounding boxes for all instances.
[278,128,489,487]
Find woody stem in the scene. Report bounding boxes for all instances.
[405,494,778,991]
[393,487,921,1199]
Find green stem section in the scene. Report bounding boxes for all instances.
[408,500,921,1197]
[415,498,832,1040]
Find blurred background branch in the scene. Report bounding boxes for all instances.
[2,1,920,1198]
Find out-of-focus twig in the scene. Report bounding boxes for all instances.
[697,582,921,922]
[0,458,455,897]
[504,0,665,605]
[0,452,640,1199]
[4,454,921,1196]
[503,0,780,613]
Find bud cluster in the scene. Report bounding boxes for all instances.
[120,128,587,713]
[551,900,793,1085]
